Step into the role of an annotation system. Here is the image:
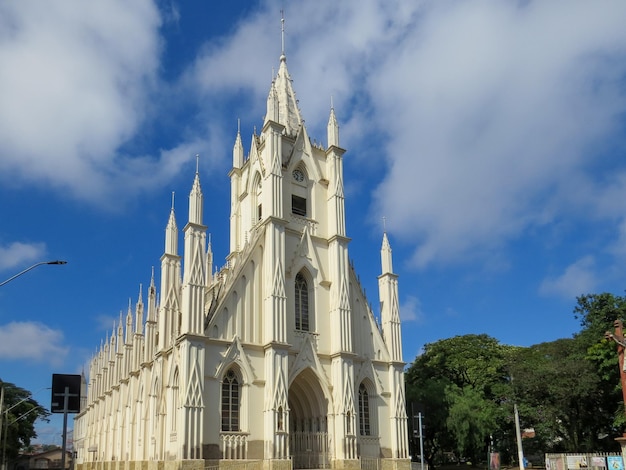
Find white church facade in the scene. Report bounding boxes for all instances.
[73,49,409,470]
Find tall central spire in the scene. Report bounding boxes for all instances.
[263,11,302,135]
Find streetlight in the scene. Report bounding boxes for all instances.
[2,405,44,470]
[0,260,67,287]
[0,387,50,470]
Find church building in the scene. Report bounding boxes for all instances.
[73,45,409,470]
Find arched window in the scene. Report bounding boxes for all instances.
[295,272,309,331]
[221,369,240,431]
[171,370,179,432]
[256,178,262,222]
[291,168,308,217]
[358,383,370,436]
[277,406,284,431]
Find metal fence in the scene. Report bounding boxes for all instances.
[545,452,623,470]
[360,458,380,470]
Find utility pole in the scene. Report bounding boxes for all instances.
[51,375,81,470]
[514,404,525,470]
[0,386,4,458]
[418,412,425,470]
[52,386,78,470]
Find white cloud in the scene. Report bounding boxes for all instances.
[368,1,626,267]
[400,295,423,322]
[0,241,47,271]
[539,256,597,299]
[2,0,626,273]
[0,0,167,203]
[0,321,68,365]
[187,0,626,271]
[95,314,119,335]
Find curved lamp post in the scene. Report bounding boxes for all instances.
[0,260,67,287]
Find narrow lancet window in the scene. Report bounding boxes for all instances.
[221,369,240,431]
[359,383,370,436]
[295,272,309,331]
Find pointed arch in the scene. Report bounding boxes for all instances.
[356,377,381,458]
[277,405,284,431]
[355,358,384,397]
[171,368,180,433]
[220,367,241,432]
[290,163,309,218]
[358,382,371,436]
[148,376,161,459]
[295,271,310,331]
[289,336,330,390]
[289,367,332,469]
[228,291,238,339]
[238,275,247,338]
[215,338,254,433]
[288,125,322,183]
[246,171,263,226]
[136,382,145,458]
[215,336,256,384]
[292,163,309,182]
[289,225,325,281]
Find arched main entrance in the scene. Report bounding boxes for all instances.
[289,368,330,469]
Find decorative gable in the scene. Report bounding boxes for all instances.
[215,335,256,383]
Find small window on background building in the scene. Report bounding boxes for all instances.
[292,195,307,216]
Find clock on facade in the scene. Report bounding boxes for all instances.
[292,169,304,182]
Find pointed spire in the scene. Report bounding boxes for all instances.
[233,119,244,168]
[117,311,124,351]
[148,266,156,312]
[266,81,279,123]
[147,272,157,330]
[110,322,117,357]
[165,192,178,255]
[206,233,213,287]
[327,98,339,148]
[273,58,302,134]
[135,283,144,334]
[189,156,203,225]
[104,336,110,361]
[381,227,393,275]
[263,12,302,135]
[126,298,133,344]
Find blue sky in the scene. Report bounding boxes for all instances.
[1,0,626,445]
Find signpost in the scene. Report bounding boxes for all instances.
[51,374,81,470]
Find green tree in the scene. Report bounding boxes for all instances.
[508,338,613,453]
[573,293,626,432]
[0,380,50,461]
[406,334,513,466]
[446,385,499,462]
[405,292,626,463]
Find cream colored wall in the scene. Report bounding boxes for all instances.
[74,53,408,467]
